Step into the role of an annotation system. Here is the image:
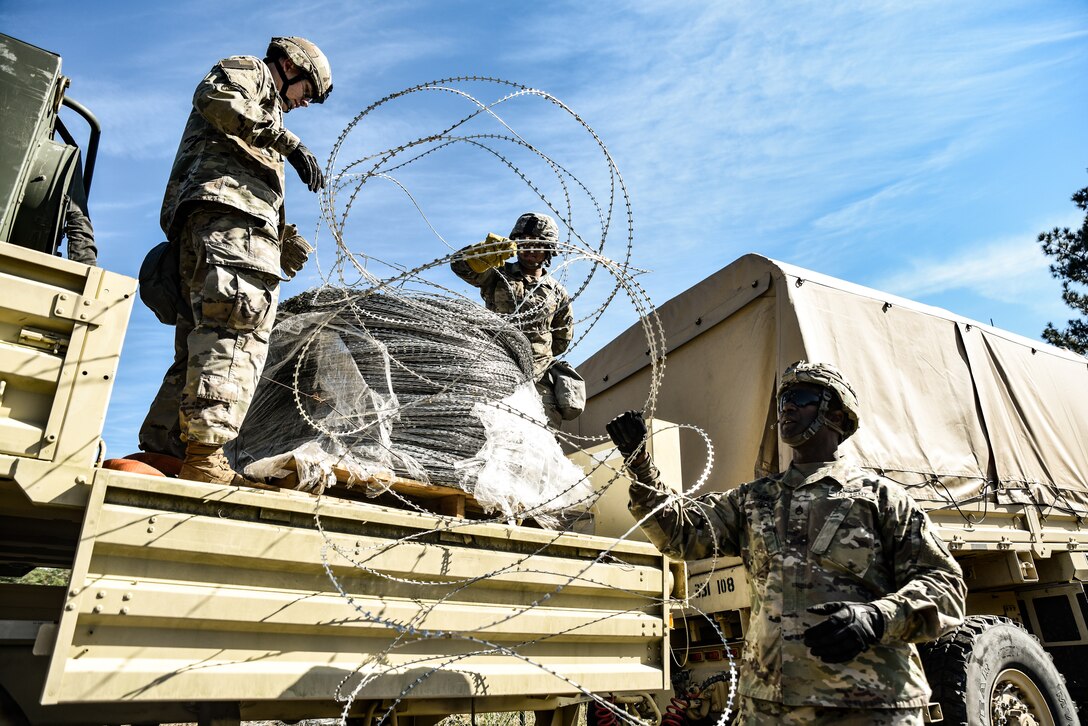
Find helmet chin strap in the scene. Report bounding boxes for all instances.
[270,56,309,105]
[780,388,845,447]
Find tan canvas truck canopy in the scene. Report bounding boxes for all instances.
[574,253,1088,515]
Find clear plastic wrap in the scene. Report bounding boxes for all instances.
[455,382,592,527]
[233,288,587,524]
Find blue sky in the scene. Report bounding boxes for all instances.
[5,1,1087,457]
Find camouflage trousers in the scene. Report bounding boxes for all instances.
[737,697,923,725]
[139,207,280,456]
[536,378,562,428]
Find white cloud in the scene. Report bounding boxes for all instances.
[873,215,1081,315]
[509,3,1088,263]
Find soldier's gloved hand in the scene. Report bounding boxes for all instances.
[465,233,517,273]
[803,601,885,663]
[287,143,325,192]
[606,411,648,458]
[280,223,314,278]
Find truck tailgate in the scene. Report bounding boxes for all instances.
[40,469,669,707]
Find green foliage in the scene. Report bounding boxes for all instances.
[439,708,588,726]
[0,567,69,586]
[1039,181,1088,355]
[441,713,537,726]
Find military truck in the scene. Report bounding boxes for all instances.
[0,33,672,726]
[574,253,1088,725]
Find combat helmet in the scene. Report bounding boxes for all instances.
[509,212,559,262]
[267,36,333,104]
[777,361,860,446]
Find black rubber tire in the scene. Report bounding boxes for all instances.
[919,615,1080,725]
[0,683,30,726]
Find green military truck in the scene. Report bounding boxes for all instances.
[0,34,671,726]
[574,253,1088,725]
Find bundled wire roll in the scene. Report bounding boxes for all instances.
[234,286,536,490]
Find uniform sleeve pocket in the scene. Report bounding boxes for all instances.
[219,60,259,95]
[746,529,779,576]
[910,510,955,569]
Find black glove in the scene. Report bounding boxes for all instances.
[803,601,885,663]
[606,411,648,457]
[287,143,325,192]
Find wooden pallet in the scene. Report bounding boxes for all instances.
[270,460,479,518]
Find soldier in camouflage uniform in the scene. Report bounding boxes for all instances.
[451,212,574,426]
[138,37,331,486]
[62,158,96,266]
[607,362,966,726]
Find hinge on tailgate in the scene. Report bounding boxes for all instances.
[18,326,69,354]
[52,293,105,325]
[669,559,688,600]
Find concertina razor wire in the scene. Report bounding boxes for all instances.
[232,76,736,726]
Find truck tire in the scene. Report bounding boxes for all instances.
[0,684,30,726]
[918,615,1079,725]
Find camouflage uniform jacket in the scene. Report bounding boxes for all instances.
[451,256,573,380]
[627,455,965,708]
[160,54,299,274]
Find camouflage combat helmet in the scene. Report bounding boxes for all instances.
[777,361,860,445]
[509,212,559,262]
[267,36,333,104]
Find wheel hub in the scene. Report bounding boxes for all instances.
[990,668,1054,726]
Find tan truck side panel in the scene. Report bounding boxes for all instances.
[38,470,669,707]
[0,242,135,468]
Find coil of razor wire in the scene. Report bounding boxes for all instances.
[235,287,535,488]
[253,76,735,726]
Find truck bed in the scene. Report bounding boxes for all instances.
[1,465,669,722]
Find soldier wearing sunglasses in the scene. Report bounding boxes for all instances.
[607,362,965,726]
[139,37,331,486]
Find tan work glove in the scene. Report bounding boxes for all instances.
[280,223,314,278]
[465,233,517,273]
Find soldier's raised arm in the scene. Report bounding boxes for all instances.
[607,411,744,560]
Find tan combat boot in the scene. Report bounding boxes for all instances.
[180,442,272,489]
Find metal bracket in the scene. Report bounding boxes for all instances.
[52,293,105,325]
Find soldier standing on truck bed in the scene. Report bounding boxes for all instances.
[61,156,96,266]
[607,362,967,726]
[451,212,576,427]
[138,36,331,486]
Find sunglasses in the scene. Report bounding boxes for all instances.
[300,77,332,104]
[778,387,823,411]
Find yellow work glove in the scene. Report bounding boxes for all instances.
[465,233,517,273]
[280,223,314,278]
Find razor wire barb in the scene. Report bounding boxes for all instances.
[257,77,734,726]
